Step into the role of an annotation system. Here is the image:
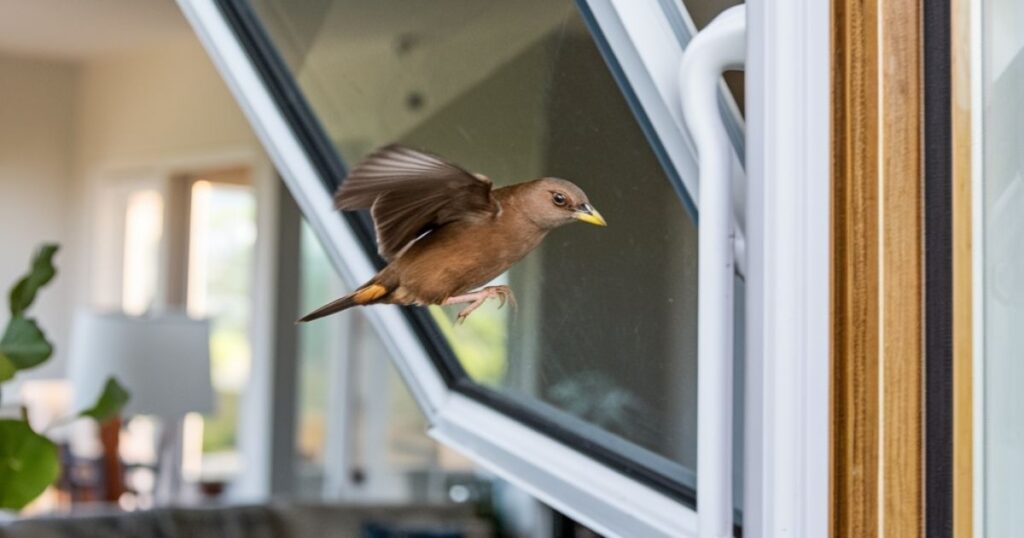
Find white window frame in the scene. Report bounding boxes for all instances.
[176,0,833,536]
[743,0,831,536]
[586,0,748,266]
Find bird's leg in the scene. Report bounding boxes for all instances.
[443,285,516,325]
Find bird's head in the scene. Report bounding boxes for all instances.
[521,177,607,229]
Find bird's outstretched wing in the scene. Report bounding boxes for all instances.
[335,144,499,260]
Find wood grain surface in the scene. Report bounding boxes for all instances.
[831,0,924,535]
[951,0,973,534]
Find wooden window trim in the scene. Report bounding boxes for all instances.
[950,0,973,534]
[831,0,924,535]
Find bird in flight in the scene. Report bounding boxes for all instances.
[299,144,607,324]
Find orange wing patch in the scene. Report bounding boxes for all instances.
[353,283,388,304]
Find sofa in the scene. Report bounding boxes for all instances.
[0,503,495,538]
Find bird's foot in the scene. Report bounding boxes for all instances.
[444,286,516,325]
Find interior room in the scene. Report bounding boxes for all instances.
[0,0,559,535]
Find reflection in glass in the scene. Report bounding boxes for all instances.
[684,0,745,30]
[251,0,709,488]
[982,0,1024,533]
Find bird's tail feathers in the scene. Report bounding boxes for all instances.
[297,282,390,323]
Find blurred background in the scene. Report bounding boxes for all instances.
[0,0,563,535]
[0,0,742,535]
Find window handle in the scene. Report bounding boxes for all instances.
[678,6,746,538]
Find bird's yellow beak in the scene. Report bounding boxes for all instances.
[574,204,607,227]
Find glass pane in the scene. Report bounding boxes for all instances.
[250,0,701,489]
[186,180,256,473]
[680,0,744,30]
[981,0,1024,533]
[296,221,466,501]
[296,221,339,485]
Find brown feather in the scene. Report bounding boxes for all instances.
[379,184,551,304]
[335,145,499,260]
[297,282,391,323]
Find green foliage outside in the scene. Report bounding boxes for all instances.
[0,245,130,511]
[430,303,508,386]
[201,392,238,452]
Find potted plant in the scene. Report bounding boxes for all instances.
[0,244,129,511]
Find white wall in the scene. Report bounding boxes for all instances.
[0,53,78,382]
[71,37,266,310]
[74,38,258,168]
[0,37,270,386]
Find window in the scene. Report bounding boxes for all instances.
[190,0,749,532]
[248,0,708,499]
[97,166,260,488]
[122,190,164,315]
[182,171,257,475]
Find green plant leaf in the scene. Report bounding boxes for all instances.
[79,377,130,422]
[0,317,52,371]
[9,244,58,318]
[0,419,60,510]
[0,355,14,383]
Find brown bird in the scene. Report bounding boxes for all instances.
[298,144,607,324]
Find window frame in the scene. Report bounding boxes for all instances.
[743,0,830,535]
[585,0,747,229]
[203,0,721,504]
[177,0,707,535]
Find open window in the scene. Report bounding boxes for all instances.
[178,0,745,535]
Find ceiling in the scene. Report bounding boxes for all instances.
[0,0,192,61]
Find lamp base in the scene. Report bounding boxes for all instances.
[98,416,124,503]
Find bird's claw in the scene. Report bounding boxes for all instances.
[451,286,515,325]
[504,289,517,310]
[491,286,516,311]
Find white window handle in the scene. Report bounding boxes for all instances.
[679,6,746,538]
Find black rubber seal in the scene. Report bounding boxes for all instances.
[923,0,954,536]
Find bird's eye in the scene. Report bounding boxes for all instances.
[552,192,567,206]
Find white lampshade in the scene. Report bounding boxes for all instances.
[68,310,214,419]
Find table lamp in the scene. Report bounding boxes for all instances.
[68,311,214,419]
[67,310,214,504]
